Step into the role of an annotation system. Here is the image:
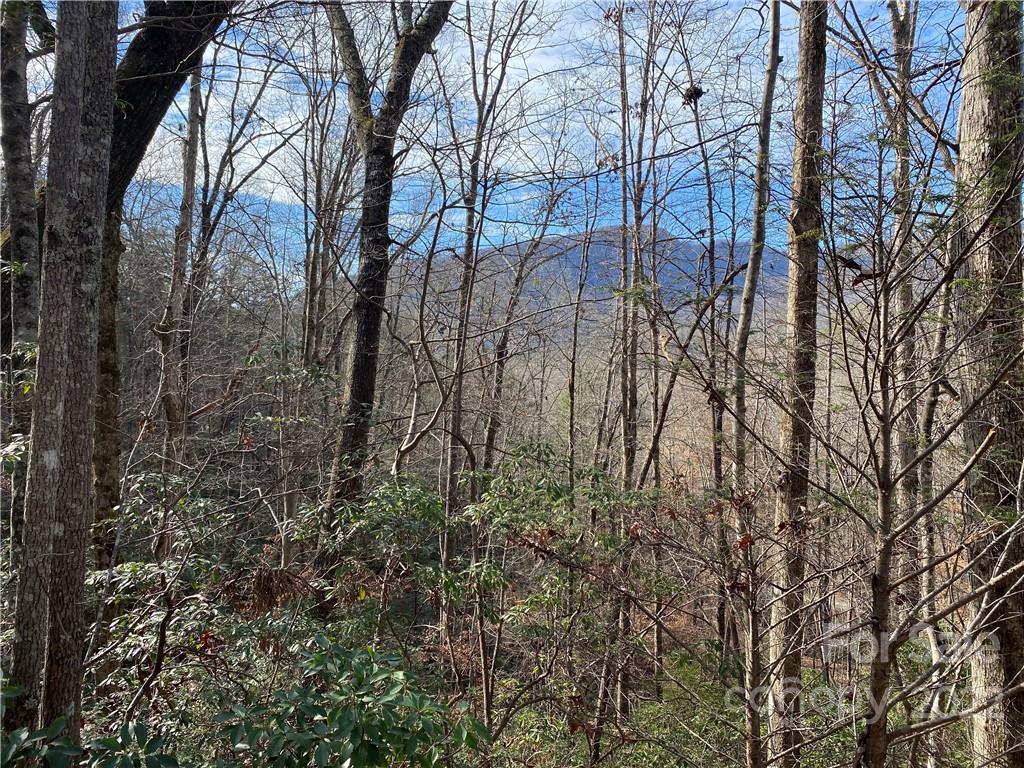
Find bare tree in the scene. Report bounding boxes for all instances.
[768,1,828,765]
[324,1,453,505]
[155,71,202,466]
[731,10,781,766]
[93,0,236,571]
[732,0,780,491]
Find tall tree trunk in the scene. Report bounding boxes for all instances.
[588,609,620,767]
[41,1,117,739]
[155,69,201,465]
[92,0,235,571]
[4,1,117,737]
[148,69,202,563]
[1,1,39,354]
[325,137,398,503]
[1,0,40,573]
[955,3,1024,766]
[891,0,921,534]
[731,8,780,766]
[856,8,922,766]
[738,492,765,768]
[768,2,828,766]
[858,429,896,768]
[732,0,780,489]
[919,269,952,768]
[324,2,452,505]
[568,228,592,491]
[93,214,123,572]
[440,146,482,679]
[614,3,638,492]
[613,4,637,719]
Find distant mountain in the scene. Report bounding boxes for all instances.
[478,226,786,300]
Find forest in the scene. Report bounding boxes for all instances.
[0,0,1022,766]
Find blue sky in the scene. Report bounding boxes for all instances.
[112,0,967,290]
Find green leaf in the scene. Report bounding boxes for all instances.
[471,719,490,744]
[404,733,419,757]
[268,735,286,758]
[42,717,68,739]
[313,743,329,767]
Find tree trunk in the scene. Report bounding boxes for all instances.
[919,262,952,768]
[481,255,530,472]
[856,10,922,766]
[1,1,39,354]
[155,69,201,464]
[615,6,638,491]
[4,0,228,727]
[41,1,117,739]
[1,1,235,345]
[731,7,780,765]
[92,0,235,571]
[740,492,765,768]
[614,5,637,718]
[93,213,123,572]
[955,3,1024,766]
[0,0,40,579]
[326,139,398,503]
[4,0,116,737]
[324,2,452,505]
[768,2,828,766]
[891,0,920,533]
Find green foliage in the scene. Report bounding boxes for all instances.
[361,479,445,532]
[324,477,443,557]
[470,443,579,536]
[0,340,37,398]
[0,259,26,278]
[495,654,747,768]
[214,638,487,768]
[1,433,29,474]
[3,695,185,768]
[0,690,81,768]
[86,722,180,768]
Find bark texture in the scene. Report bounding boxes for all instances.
[105,1,236,209]
[4,0,116,736]
[41,2,117,737]
[0,0,40,573]
[768,2,828,766]
[93,215,124,571]
[955,3,1024,766]
[1,1,39,353]
[6,1,234,731]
